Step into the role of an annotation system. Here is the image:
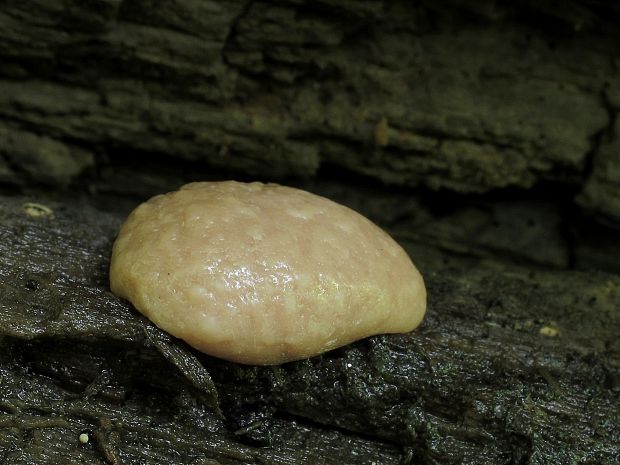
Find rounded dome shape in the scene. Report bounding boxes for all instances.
[110,181,426,364]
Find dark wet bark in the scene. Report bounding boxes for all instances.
[1,193,618,464]
[0,0,619,220]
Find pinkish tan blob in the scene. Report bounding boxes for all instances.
[110,181,426,365]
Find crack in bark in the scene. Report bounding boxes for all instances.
[222,0,256,67]
[582,85,617,183]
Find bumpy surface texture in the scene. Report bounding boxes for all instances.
[110,181,426,364]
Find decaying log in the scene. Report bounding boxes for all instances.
[1,191,618,464]
[1,0,620,221]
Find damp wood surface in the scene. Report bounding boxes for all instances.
[0,0,620,223]
[0,192,618,465]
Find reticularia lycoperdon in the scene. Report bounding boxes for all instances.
[109,181,426,365]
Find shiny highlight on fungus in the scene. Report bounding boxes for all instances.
[109,181,426,365]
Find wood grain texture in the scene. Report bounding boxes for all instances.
[0,0,619,220]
